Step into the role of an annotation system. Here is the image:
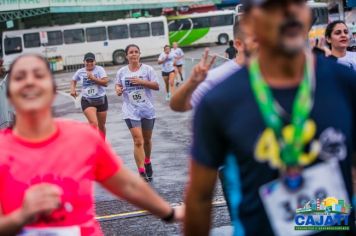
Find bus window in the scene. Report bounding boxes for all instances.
[64,29,85,44]
[24,33,40,48]
[151,22,164,36]
[320,8,328,24]
[192,17,210,29]
[108,25,129,39]
[168,21,179,31]
[4,37,22,55]
[210,14,233,27]
[130,23,150,38]
[47,31,63,46]
[86,27,107,42]
[175,19,191,31]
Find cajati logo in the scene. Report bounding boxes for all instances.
[294,197,352,231]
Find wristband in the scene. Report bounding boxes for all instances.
[161,208,175,223]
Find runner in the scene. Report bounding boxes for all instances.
[115,44,159,182]
[70,52,109,136]
[185,1,356,235]
[158,45,176,101]
[172,42,185,82]
[0,54,183,236]
[325,20,356,70]
[170,18,258,112]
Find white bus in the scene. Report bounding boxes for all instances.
[235,1,329,40]
[167,10,235,47]
[1,16,169,70]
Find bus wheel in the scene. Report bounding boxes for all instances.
[218,34,229,45]
[113,50,126,65]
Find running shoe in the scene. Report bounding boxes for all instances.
[165,93,171,101]
[140,172,150,182]
[145,163,153,181]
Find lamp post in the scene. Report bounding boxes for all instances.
[337,0,345,20]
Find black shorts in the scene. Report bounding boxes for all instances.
[162,70,175,77]
[175,64,183,68]
[81,95,108,112]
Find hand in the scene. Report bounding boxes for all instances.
[323,46,332,57]
[70,90,77,98]
[20,184,63,224]
[310,37,332,57]
[116,84,124,96]
[189,48,216,84]
[309,38,317,48]
[87,72,96,81]
[172,205,185,222]
[130,77,145,86]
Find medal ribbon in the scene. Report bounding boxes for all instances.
[249,55,314,167]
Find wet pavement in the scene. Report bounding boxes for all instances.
[52,45,233,235]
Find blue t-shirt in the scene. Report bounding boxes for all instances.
[192,56,356,235]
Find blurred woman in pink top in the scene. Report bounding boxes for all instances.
[0,54,183,236]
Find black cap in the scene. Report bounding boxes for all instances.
[84,52,95,61]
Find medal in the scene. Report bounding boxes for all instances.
[249,54,315,191]
[282,166,304,192]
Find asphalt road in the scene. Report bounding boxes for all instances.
[52,44,232,235]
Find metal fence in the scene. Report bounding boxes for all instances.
[183,54,229,80]
[65,53,105,73]
[0,75,14,129]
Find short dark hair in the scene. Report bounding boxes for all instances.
[6,54,56,97]
[164,45,170,50]
[125,44,140,55]
[233,19,246,40]
[325,20,347,49]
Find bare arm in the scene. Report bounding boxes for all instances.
[115,84,124,96]
[0,205,27,236]
[158,55,166,65]
[130,78,159,91]
[89,76,110,87]
[101,166,176,220]
[170,48,216,112]
[184,159,218,236]
[0,184,62,235]
[175,55,184,60]
[169,79,199,111]
[70,80,77,98]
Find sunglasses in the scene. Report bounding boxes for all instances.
[85,59,94,63]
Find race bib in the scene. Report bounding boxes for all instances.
[259,161,349,236]
[84,86,98,96]
[19,226,80,236]
[128,90,147,105]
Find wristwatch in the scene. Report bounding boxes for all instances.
[161,208,175,223]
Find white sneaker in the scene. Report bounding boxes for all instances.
[165,93,171,101]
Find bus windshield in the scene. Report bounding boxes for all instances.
[4,37,22,55]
